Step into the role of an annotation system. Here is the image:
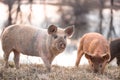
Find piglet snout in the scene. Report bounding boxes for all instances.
[59,41,66,49]
[94,69,98,73]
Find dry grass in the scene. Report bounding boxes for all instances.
[0,60,119,80]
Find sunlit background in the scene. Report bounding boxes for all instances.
[0,0,120,67]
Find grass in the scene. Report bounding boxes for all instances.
[0,60,119,80]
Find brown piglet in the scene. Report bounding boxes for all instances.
[75,32,111,73]
[1,24,74,71]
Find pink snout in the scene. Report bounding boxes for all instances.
[59,42,66,50]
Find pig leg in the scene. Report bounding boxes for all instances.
[75,37,84,67]
[116,56,120,66]
[42,57,53,72]
[43,60,51,72]
[108,55,115,63]
[13,50,20,69]
[75,50,84,67]
[3,51,11,68]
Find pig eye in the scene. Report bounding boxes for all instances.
[53,35,58,39]
[99,64,102,68]
[64,36,66,39]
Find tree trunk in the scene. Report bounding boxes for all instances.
[107,0,116,39]
[99,0,104,34]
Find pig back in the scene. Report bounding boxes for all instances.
[82,33,109,55]
[1,25,47,56]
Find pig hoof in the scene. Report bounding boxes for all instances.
[75,64,79,68]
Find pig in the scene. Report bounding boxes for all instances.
[75,32,111,73]
[1,24,74,71]
[109,39,120,66]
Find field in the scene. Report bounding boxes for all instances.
[0,60,119,80]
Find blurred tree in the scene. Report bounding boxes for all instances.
[0,0,120,39]
[13,0,21,24]
[99,0,104,34]
[107,0,116,39]
[28,0,33,24]
[3,0,15,27]
[73,0,88,39]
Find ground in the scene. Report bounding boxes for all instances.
[0,60,119,80]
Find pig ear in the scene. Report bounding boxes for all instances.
[65,25,74,38]
[85,53,93,60]
[102,54,110,62]
[48,25,57,34]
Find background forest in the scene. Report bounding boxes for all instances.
[0,0,120,39]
